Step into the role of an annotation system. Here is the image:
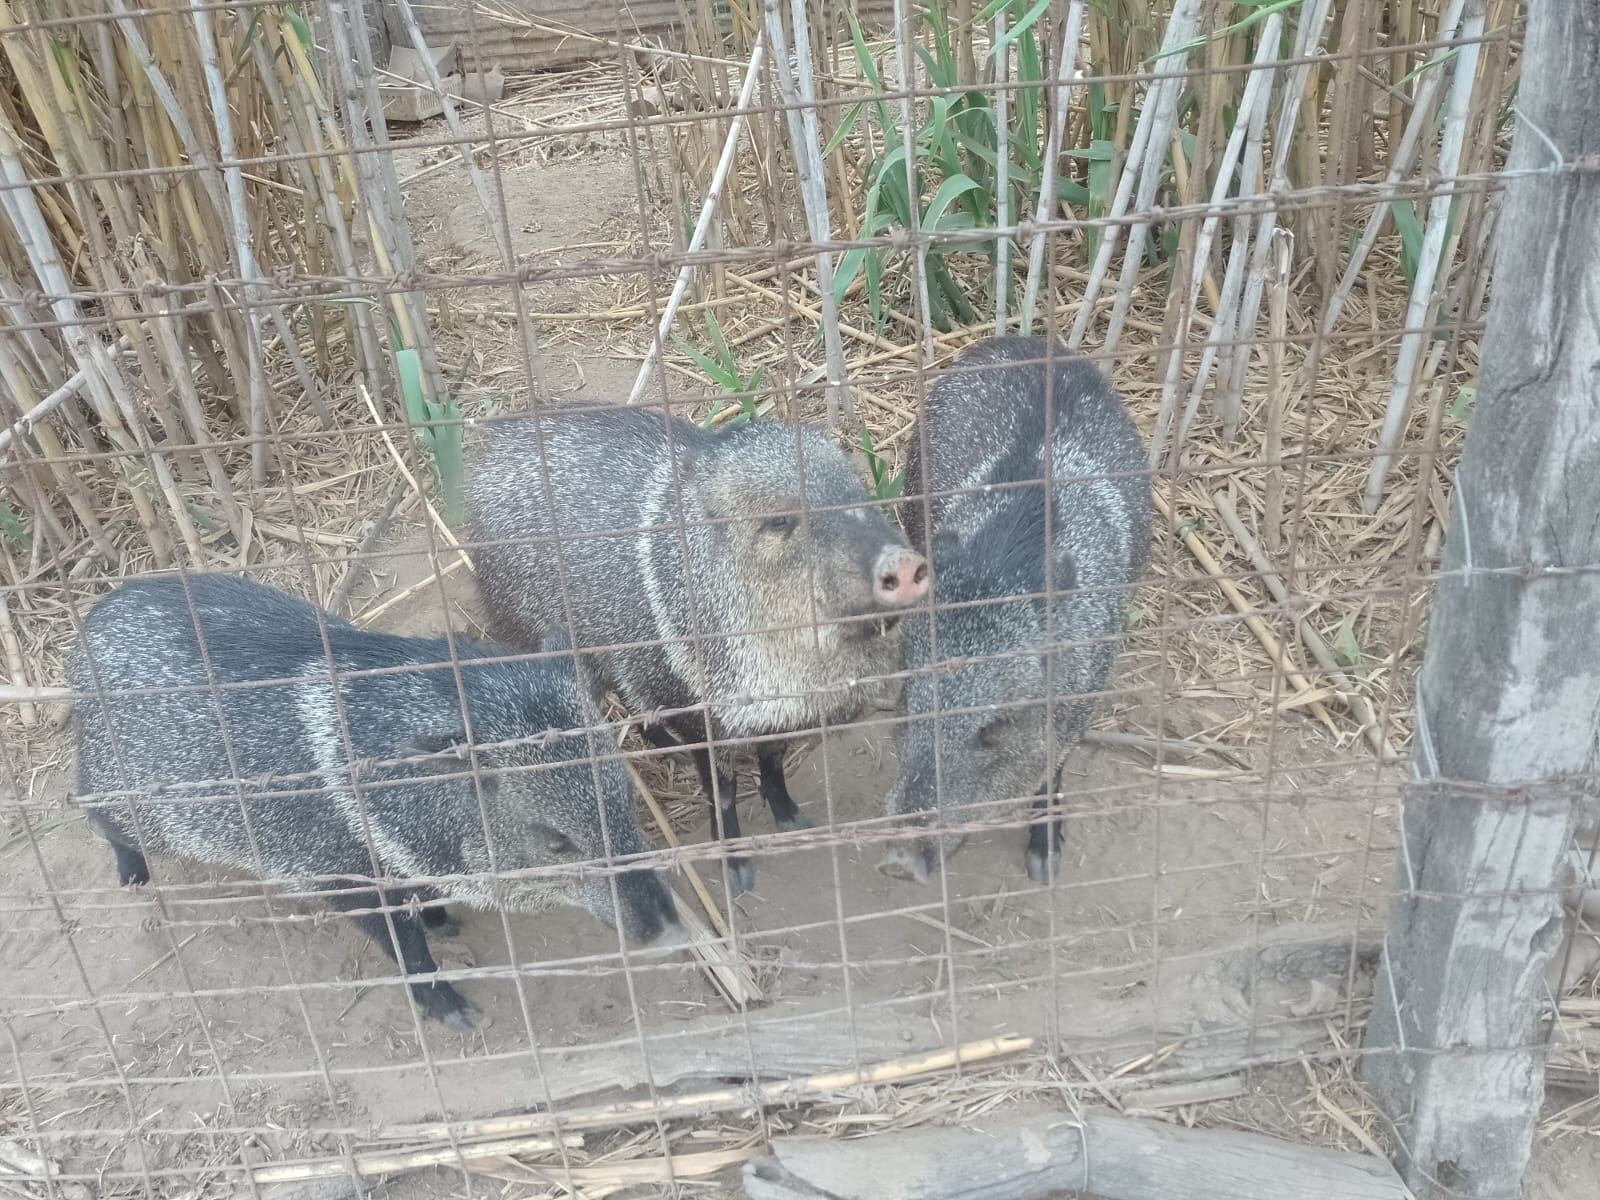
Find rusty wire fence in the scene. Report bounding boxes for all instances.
[2,0,1597,1197]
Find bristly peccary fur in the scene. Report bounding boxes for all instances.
[466,405,930,895]
[880,336,1151,885]
[69,576,677,1032]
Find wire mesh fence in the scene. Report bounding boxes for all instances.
[2,0,1598,1197]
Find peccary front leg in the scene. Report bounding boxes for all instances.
[757,744,812,832]
[690,745,755,898]
[86,810,150,886]
[1025,790,1063,885]
[326,886,479,1033]
[113,843,151,887]
[415,885,461,937]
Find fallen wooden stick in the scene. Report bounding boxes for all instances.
[0,684,70,705]
[743,1105,1409,1200]
[1152,491,1338,737]
[352,556,470,628]
[399,1034,1033,1144]
[251,1132,582,1185]
[1209,492,1399,764]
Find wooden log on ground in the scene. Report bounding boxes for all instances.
[1360,2,1600,1197]
[742,1105,1410,1200]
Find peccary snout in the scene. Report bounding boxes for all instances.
[873,545,930,607]
[616,867,681,947]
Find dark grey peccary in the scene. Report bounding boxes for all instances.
[467,405,930,895]
[69,576,677,1032]
[879,336,1150,885]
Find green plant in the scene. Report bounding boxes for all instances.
[393,322,464,525]
[859,424,904,502]
[676,312,765,429]
[0,499,30,553]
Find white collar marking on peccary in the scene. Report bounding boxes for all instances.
[295,671,434,890]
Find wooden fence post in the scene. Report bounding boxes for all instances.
[1361,3,1600,1198]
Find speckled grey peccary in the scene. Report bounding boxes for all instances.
[466,405,929,895]
[879,336,1150,884]
[69,576,677,1031]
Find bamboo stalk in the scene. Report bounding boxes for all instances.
[992,3,1010,335]
[623,758,762,1009]
[763,0,852,430]
[1363,0,1485,512]
[0,337,129,454]
[1149,17,1283,467]
[1263,231,1291,553]
[1020,0,1088,336]
[189,0,269,483]
[1210,492,1399,763]
[626,29,768,407]
[890,0,934,363]
[1213,0,1334,423]
[399,1034,1035,1143]
[1293,0,1467,408]
[1066,0,1204,354]
[250,1133,585,1185]
[1151,491,1338,735]
[0,594,37,726]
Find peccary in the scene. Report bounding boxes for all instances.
[69,576,677,1031]
[467,405,930,895]
[879,337,1150,884]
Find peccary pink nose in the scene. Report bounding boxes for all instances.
[873,547,930,607]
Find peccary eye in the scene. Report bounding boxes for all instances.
[544,833,577,856]
[762,514,795,535]
[976,716,1010,750]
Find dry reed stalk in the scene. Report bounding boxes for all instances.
[1213,0,1333,424]
[400,1035,1035,1143]
[1296,0,1468,408]
[0,111,170,563]
[1066,0,1204,354]
[1210,492,1400,763]
[627,29,768,407]
[1364,0,1486,512]
[1322,0,1377,301]
[890,0,935,363]
[1151,491,1338,736]
[1019,0,1088,336]
[1150,17,1283,467]
[0,593,37,726]
[1263,231,1291,552]
[0,684,71,705]
[623,758,763,1008]
[188,0,269,483]
[763,0,852,429]
[250,1133,586,1185]
[992,3,1009,334]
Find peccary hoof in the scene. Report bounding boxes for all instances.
[1025,845,1062,885]
[724,857,756,898]
[775,809,813,833]
[417,982,480,1033]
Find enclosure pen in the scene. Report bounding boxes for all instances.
[1,1,1597,1200]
